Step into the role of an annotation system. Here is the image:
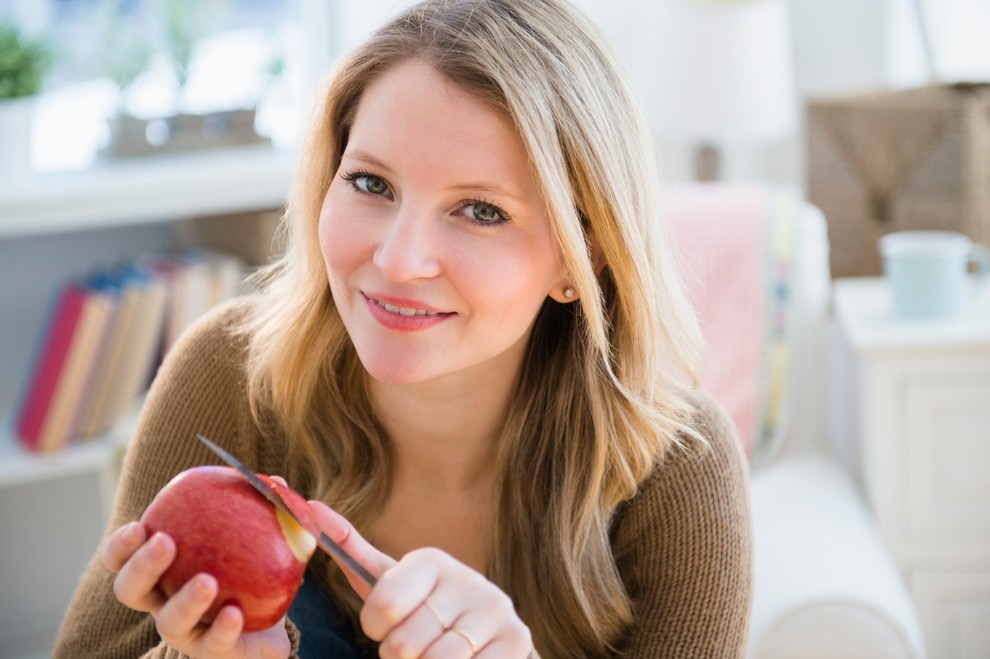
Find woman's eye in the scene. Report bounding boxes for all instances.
[352,174,390,196]
[462,202,507,225]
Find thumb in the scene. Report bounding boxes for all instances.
[306,500,395,600]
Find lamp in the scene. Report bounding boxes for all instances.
[651,0,797,181]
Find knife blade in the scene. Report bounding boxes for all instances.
[197,434,378,587]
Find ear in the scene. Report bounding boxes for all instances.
[548,219,604,304]
[548,282,578,304]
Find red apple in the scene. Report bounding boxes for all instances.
[140,465,317,631]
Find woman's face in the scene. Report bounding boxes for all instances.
[319,58,567,387]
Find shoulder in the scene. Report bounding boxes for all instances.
[150,295,260,389]
[127,295,262,484]
[608,390,753,657]
[139,294,261,444]
[669,389,744,476]
[166,295,257,363]
[612,395,752,657]
[613,389,750,549]
[107,296,265,528]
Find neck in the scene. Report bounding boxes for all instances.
[369,369,517,493]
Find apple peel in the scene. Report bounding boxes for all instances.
[258,473,321,539]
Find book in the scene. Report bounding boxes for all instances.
[33,275,118,452]
[75,265,147,439]
[158,248,244,356]
[64,270,125,443]
[15,248,245,451]
[146,253,183,358]
[15,282,89,450]
[205,248,244,308]
[94,267,168,435]
[174,250,212,347]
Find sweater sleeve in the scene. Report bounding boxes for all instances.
[611,393,753,658]
[52,299,302,659]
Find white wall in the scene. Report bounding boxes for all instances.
[321,0,990,189]
[576,0,990,187]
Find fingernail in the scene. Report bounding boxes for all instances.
[149,532,168,558]
[193,574,215,600]
[123,522,143,545]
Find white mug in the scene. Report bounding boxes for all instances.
[879,231,990,318]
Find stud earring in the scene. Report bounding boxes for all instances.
[563,287,575,299]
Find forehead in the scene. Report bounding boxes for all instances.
[344,59,533,184]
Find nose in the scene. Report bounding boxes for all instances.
[372,203,442,282]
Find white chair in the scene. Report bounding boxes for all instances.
[664,183,926,658]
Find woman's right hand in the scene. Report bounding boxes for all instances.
[101,521,291,659]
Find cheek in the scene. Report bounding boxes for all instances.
[469,235,561,312]
[318,190,365,285]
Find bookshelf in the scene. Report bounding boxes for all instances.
[0,143,294,239]
[0,142,293,437]
[0,422,118,489]
[0,144,293,658]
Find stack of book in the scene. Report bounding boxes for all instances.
[14,248,245,453]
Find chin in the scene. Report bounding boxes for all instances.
[356,349,440,386]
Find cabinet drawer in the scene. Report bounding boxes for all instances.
[912,571,990,659]
[905,381,990,563]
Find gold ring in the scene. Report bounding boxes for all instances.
[423,600,451,631]
[450,626,480,654]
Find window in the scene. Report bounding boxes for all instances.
[2,0,310,172]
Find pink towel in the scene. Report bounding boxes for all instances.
[663,183,795,462]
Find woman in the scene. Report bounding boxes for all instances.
[54,0,751,657]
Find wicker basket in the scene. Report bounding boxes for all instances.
[806,83,990,277]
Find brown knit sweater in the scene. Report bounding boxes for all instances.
[53,299,752,658]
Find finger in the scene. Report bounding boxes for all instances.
[101,521,147,574]
[362,548,446,640]
[457,614,498,650]
[193,604,246,656]
[424,608,516,657]
[270,475,288,487]
[424,602,511,659]
[306,500,396,598]
[423,627,477,659]
[402,556,498,639]
[473,637,534,659]
[112,532,175,613]
[154,573,220,643]
[376,599,448,659]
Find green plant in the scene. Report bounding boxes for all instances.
[158,0,225,90]
[90,1,155,115]
[0,22,52,99]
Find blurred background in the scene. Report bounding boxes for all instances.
[1,0,988,182]
[1,1,989,657]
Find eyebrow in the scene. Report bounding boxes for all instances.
[340,150,525,201]
[340,151,394,175]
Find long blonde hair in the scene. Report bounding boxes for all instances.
[241,0,704,655]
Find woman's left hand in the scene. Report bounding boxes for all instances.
[306,501,533,659]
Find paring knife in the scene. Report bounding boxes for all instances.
[196,434,378,587]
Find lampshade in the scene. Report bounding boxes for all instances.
[651,0,797,146]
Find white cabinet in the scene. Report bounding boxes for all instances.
[913,572,990,659]
[831,277,990,659]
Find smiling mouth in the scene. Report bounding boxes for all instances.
[372,299,442,317]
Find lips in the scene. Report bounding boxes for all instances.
[363,293,453,331]
[373,299,440,317]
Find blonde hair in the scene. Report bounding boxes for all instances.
[241,0,704,655]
